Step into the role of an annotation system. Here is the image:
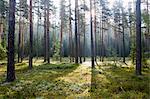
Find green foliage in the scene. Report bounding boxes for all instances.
[1,32,6,48]
[130,44,136,64]
[142,12,150,28]
[18,0,28,19]
[52,40,60,61]
[0,43,6,60]
[108,48,118,64]
[0,0,8,17]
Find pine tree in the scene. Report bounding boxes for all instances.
[7,0,16,82]
[75,0,79,64]
[136,0,142,75]
[90,0,94,67]
[29,0,33,69]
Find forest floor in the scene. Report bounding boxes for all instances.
[0,58,149,98]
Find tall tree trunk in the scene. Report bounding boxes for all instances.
[29,0,33,69]
[36,0,40,60]
[122,9,126,63]
[44,4,47,62]
[94,0,97,62]
[69,0,73,62]
[47,1,50,63]
[99,13,102,61]
[122,25,125,63]
[101,17,104,62]
[136,0,142,75]
[75,0,79,64]
[90,0,94,68]
[21,18,24,62]
[78,8,82,64]
[83,0,86,62]
[146,0,150,52]
[60,15,63,62]
[18,9,21,63]
[7,0,16,82]
[147,0,149,35]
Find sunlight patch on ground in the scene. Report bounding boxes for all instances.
[57,63,91,97]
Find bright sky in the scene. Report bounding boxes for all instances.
[20,0,135,23]
[52,0,133,7]
[51,0,134,22]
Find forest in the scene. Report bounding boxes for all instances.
[0,0,149,98]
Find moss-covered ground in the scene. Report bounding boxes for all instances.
[0,59,149,98]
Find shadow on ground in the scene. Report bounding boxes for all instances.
[0,63,80,98]
[91,63,149,98]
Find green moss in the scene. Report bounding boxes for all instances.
[0,59,149,98]
[91,62,149,98]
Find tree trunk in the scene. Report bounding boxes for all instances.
[47,1,50,63]
[122,9,126,63]
[44,4,47,62]
[122,25,125,63]
[21,18,24,62]
[60,15,63,62]
[36,0,40,60]
[147,0,149,35]
[69,0,73,63]
[90,0,94,68]
[136,0,142,75]
[94,0,97,62]
[75,0,79,64]
[18,9,21,63]
[78,8,82,64]
[83,0,86,62]
[101,19,104,62]
[29,0,33,69]
[7,0,16,82]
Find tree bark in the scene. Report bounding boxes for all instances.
[60,14,63,62]
[44,3,47,62]
[78,7,82,64]
[7,0,16,82]
[90,0,95,68]
[47,1,50,63]
[75,0,79,64]
[69,0,73,63]
[18,9,21,63]
[29,0,33,69]
[136,0,142,75]
[94,0,97,62]
[83,0,86,62]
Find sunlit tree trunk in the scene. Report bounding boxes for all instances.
[7,0,16,82]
